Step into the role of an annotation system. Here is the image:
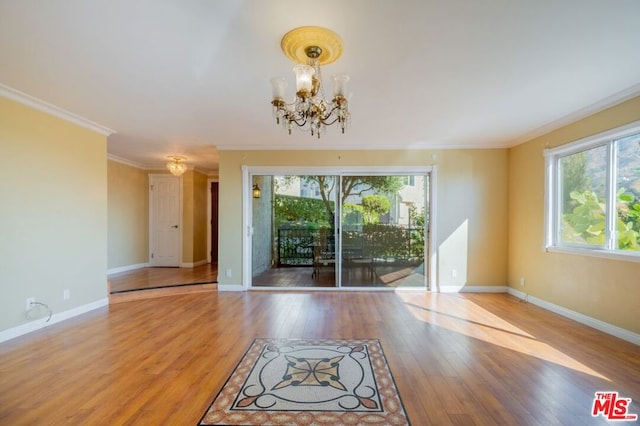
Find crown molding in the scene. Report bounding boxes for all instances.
[0,83,116,136]
[194,167,217,176]
[215,142,507,151]
[107,154,149,169]
[510,83,640,147]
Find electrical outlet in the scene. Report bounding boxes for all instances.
[26,297,35,311]
[225,269,232,277]
[519,277,525,287]
[63,289,70,300]
[451,269,457,278]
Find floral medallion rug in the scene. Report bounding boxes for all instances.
[199,338,410,425]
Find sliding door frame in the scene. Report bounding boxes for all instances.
[242,165,438,291]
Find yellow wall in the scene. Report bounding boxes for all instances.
[218,149,509,288]
[508,96,640,334]
[182,171,194,263]
[0,96,107,331]
[107,160,148,269]
[111,166,208,267]
[193,170,208,262]
[181,169,209,264]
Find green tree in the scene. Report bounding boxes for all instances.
[361,194,391,224]
[409,206,426,258]
[561,152,589,211]
[279,175,404,228]
[274,194,333,229]
[311,175,404,227]
[617,191,640,250]
[342,202,363,225]
[563,189,640,251]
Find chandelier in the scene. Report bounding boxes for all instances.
[270,26,350,138]
[166,156,187,176]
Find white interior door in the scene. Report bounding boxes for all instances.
[149,174,182,267]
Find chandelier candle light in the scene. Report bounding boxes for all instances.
[271,26,350,138]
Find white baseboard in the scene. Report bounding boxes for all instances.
[0,298,109,344]
[507,288,640,346]
[439,285,508,293]
[217,284,244,292]
[107,263,149,275]
[180,259,209,268]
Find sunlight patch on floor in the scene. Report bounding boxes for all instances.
[377,267,425,286]
[397,293,610,381]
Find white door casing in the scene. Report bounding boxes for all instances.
[149,174,182,267]
[242,166,437,290]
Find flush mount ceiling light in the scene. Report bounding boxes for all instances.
[270,26,350,138]
[166,156,187,176]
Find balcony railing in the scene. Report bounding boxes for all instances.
[276,225,424,267]
[277,228,317,267]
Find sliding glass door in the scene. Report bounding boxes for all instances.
[251,174,338,287]
[340,175,427,288]
[249,170,429,290]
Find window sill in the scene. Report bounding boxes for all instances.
[545,246,640,263]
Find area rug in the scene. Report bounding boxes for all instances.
[199,338,410,425]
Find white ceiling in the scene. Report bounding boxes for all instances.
[1,1,640,173]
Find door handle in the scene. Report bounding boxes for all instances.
[171,225,179,229]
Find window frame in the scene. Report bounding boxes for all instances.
[544,120,640,263]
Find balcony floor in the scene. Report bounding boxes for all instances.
[252,263,426,289]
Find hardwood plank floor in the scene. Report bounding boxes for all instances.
[0,292,638,425]
[108,263,218,293]
[252,264,426,288]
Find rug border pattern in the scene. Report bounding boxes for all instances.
[199,338,410,426]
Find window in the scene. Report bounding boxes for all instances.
[402,175,415,186]
[545,121,640,260]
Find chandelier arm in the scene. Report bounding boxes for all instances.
[319,116,340,126]
[291,118,309,128]
[317,106,345,125]
[284,114,308,127]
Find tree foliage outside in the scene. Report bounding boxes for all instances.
[409,206,426,258]
[342,203,363,225]
[361,195,391,224]
[560,142,640,252]
[561,152,589,211]
[562,189,640,251]
[274,194,333,229]
[277,175,405,228]
[347,223,424,262]
[273,175,426,264]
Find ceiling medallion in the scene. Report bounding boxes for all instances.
[280,26,344,66]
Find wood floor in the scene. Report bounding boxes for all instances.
[106,262,421,292]
[108,263,218,293]
[1,291,639,425]
[252,264,426,288]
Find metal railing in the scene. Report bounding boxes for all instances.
[277,228,317,267]
[276,225,424,267]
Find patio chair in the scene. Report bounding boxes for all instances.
[312,229,335,279]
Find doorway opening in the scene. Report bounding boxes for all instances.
[209,181,219,264]
[245,167,435,290]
